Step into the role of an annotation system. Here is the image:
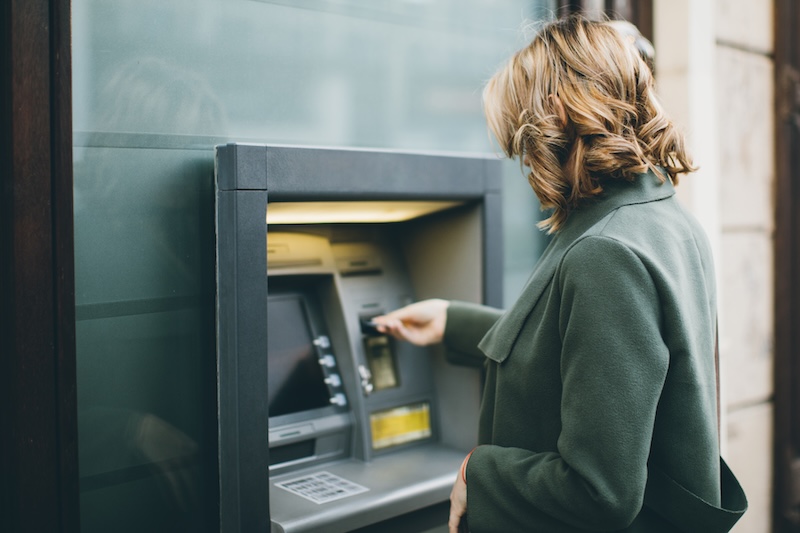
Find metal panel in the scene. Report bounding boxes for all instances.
[216,185,270,532]
[263,144,492,200]
[482,190,504,309]
[217,143,268,192]
[215,143,503,532]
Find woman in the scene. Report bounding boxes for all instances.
[374,14,746,533]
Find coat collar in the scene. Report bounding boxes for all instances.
[477,169,676,363]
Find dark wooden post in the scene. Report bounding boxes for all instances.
[0,0,78,531]
[775,0,800,529]
[556,0,652,41]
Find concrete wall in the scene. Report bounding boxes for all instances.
[654,0,775,531]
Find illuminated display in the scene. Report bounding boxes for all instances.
[266,200,464,225]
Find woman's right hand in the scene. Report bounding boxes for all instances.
[371,299,450,347]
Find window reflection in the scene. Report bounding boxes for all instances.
[73,1,552,531]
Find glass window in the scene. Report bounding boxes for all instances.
[72,1,552,530]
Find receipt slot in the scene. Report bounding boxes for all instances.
[214,144,502,532]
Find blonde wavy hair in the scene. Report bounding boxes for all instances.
[483,14,696,233]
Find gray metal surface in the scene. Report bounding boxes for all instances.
[269,445,464,533]
[214,143,503,532]
[216,188,271,532]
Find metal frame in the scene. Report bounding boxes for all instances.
[214,143,502,531]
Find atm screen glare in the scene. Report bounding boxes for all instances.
[267,295,331,417]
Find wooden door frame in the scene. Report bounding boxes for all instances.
[557,0,652,41]
[775,0,800,529]
[0,0,79,532]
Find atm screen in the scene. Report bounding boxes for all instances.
[267,294,331,418]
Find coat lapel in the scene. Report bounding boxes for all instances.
[477,169,677,364]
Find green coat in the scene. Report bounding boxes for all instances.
[444,171,746,532]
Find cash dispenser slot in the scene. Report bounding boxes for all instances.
[360,318,400,394]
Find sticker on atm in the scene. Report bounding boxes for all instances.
[370,402,432,450]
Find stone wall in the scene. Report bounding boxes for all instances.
[717,1,775,531]
[654,0,775,531]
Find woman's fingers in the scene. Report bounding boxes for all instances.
[372,299,449,346]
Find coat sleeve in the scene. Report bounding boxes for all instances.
[465,235,670,532]
[442,300,503,367]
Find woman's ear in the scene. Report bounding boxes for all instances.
[523,155,533,168]
[549,94,567,128]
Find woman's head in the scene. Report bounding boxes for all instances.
[483,14,695,232]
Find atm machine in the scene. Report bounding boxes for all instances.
[214,144,503,532]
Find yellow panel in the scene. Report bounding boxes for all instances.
[370,402,432,450]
